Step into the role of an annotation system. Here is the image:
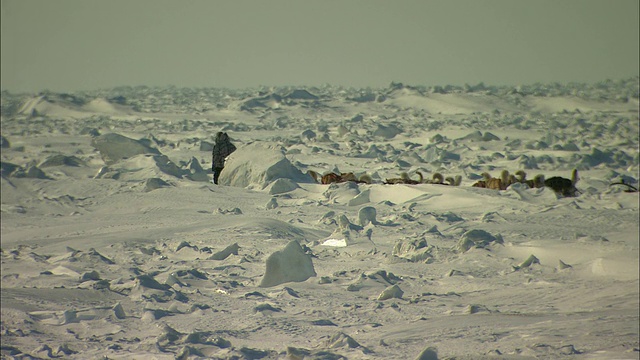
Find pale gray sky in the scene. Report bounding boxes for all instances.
[1,0,638,93]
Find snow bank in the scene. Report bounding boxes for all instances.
[219,142,311,189]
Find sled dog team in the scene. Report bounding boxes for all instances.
[308,168,581,197]
[212,131,582,197]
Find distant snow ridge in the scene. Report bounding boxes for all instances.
[285,89,318,100]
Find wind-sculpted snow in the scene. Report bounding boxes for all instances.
[219,142,311,189]
[0,78,638,359]
[91,133,161,165]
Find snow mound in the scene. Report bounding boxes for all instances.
[91,133,161,165]
[259,240,316,288]
[81,98,122,114]
[219,142,310,189]
[17,96,87,118]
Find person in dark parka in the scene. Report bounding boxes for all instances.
[211,132,236,184]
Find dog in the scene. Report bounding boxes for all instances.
[514,170,545,188]
[308,170,372,185]
[473,170,511,190]
[544,169,580,197]
[445,175,463,186]
[426,173,462,186]
[384,171,423,185]
[426,172,444,184]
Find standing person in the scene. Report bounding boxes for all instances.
[211,132,236,184]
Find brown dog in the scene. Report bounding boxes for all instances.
[473,170,511,190]
[308,170,371,185]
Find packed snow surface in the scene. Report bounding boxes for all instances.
[1,79,639,359]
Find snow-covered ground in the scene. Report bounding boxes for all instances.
[1,78,638,359]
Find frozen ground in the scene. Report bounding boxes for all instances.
[1,78,639,359]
